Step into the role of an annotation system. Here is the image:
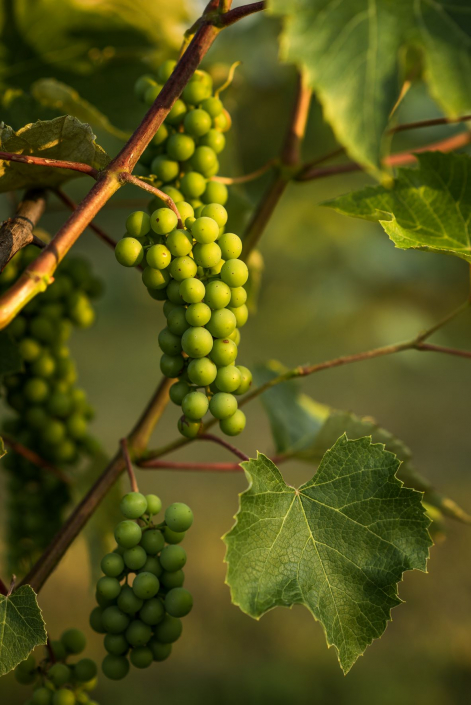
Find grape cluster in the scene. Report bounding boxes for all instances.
[14,628,98,705]
[114,61,252,438]
[0,244,102,571]
[90,492,193,680]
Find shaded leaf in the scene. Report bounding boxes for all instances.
[267,0,471,174]
[0,584,47,676]
[224,439,431,673]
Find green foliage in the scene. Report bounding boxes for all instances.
[224,440,431,673]
[0,584,47,676]
[0,436,5,459]
[267,0,471,174]
[324,153,471,262]
[0,331,21,385]
[0,115,109,191]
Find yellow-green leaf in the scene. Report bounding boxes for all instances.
[0,585,47,676]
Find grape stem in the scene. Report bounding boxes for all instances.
[120,438,139,493]
[0,151,99,178]
[211,158,278,185]
[0,189,47,270]
[140,453,288,472]
[198,433,249,461]
[45,635,56,664]
[7,575,16,596]
[118,173,183,228]
[54,188,120,252]
[2,435,72,485]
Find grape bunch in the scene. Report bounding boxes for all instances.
[90,491,193,680]
[0,244,102,571]
[14,628,98,705]
[114,61,252,438]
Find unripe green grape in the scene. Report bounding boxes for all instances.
[160,353,184,378]
[200,129,226,154]
[166,229,192,257]
[66,413,88,440]
[130,646,153,669]
[154,616,183,644]
[144,82,162,105]
[150,208,178,235]
[177,416,202,438]
[169,255,197,281]
[148,639,172,661]
[206,308,236,338]
[41,303,64,320]
[95,590,115,609]
[74,659,97,682]
[104,633,129,656]
[167,306,190,336]
[115,238,143,267]
[31,352,55,377]
[117,586,143,616]
[151,155,179,183]
[51,690,75,705]
[191,216,219,244]
[201,203,228,227]
[18,653,36,673]
[187,356,217,385]
[185,216,196,231]
[220,409,246,436]
[215,365,241,393]
[140,530,164,558]
[120,491,148,519]
[164,527,186,544]
[183,109,212,137]
[146,244,171,270]
[209,392,237,420]
[166,133,195,161]
[204,280,231,309]
[193,242,221,268]
[114,520,142,548]
[182,80,211,105]
[229,303,248,328]
[24,378,49,403]
[8,314,27,338]
[160,569,185,589]
[14,667,36,684]
[163,300,179,317]
[151,123,169,147]
[181,391,208,420]
[124,545,147,571]
[132,572,160,600]
[43,419,66,445]
[102,606,131,634]
[178,277,204,305]
[165,502,193,532]
[19,337,42,362]
[202,181,228,205]
[32,686,53,705]
[165,99,187,126]
[169,379,191,405]
[96,576,121,601]
[125,619,152,648]
[157,60,176,83]
[221,259,249,287]
[166,279,185,304]
[165,588,193,618]
[186,302,211,327]
[138,556,162,577]
[182,326,213,358]
[191,146,217,176]
[229,286,247,308]
[30,316,55,343]
[51,439,77,464]
[149,288,168,303]
[218,233,242,260]
[126,211,150,238]
[101,552,125,578]
[139,597,165,626]
[201,96,223,117]
[47,390,72,417]
[89,607,106,634]
[159,545,187,572]
[50,640,68,661]
[48,663,71,686]
[145,494,162,516]
[210,338,238,366]
[148,187,183,213]
[180,172,207,201]
[174,202,193,224]
[158,328,182,356]
[134,74,156,99]
[234,365,252,395]
[213,108,231,132]
[193,69,213,88]
[142,266,170,290]
[101,654,129,680]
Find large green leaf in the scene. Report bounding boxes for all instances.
[224,439,431,673]
[267,0,471,174]
[0,584,47,676]
[323,152,471,262]
[0,115,109,191]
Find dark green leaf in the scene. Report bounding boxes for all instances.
[0,584,47,676]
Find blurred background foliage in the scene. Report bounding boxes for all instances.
[1,1,471,703]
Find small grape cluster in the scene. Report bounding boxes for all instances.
[114,61,252,438]
[14,628,98,705]
[0,244,102,570]
[90,492,193,680]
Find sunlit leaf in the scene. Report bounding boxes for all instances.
[0,584,47,676]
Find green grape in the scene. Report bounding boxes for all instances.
[14,667,36,685]
[206,308,236,338]
[166,280,185,304]
[132,572,160,600]
[186,302,211,327]
[125,619,152,647]
[89,607,106,634]
[142,266,170,290]
[187,357,217,385]
[176,201,194,223]
[160,353,184,378]
[185,216,196,230]
[166,133,195,161]
[115,238,144,267]
[146,244,171,270]
[102,606,130,634]
[48,663,71,687]
[50,640,68,661]
[51,439,76,463]
[229,286,247,308]
[51,690,75,705]
[66,413,88,440]
[190,146,217,177]
[144,83,162,105]
[182,80,211,105]
[169,379,191,405]
[213,109,231,132]
[179,277,205,304]
[61,629,86,654]
[151,155,179,183]
[180,172,207,200]
[181,326,213,358]
[126,211,151,238]
[201,203,228,227]
[220,409,246,436]
[18,653,36,672]
[165,588,193,618]
[159,545,187,572]
[218,233,242,260]
[151,123,169,147]
[158,328,182,356]
[32,686,53,705]
[130,646,154,669]
[154,616,182,644]
[150,208,178,235]
[221,259,249,287]
[202,181,228,205]
[73,659,97,682]
[96,576,122,601]
[163,527,186,544]
[204,280,231,309]
[177,416,201,439]
[169,256,197,281]
[117,586,143,616]
[160,569,185,589]
[139,598,165,626]
[42,419,66,445]
[19,337,42,362]
[47,391,72,417]
[124,546,147,570]
[234,366,252,394]
[165,503,193,532]
[183,109,212,137]
[193,242,221,268]
[191,216,219,244]
[30,316,55,343]
[24,378,49,403]
[165,99,187,126]
[209,392,238,420]
[167,307,190,336]
[104,633,129,656]
[101,654,129,680]
[215,365,241,393]
[166,228,192,257]
[157,60,176,83]
[8,314,27,338]
[145,494,162,516]
[140,530,165,557]
[139,556,162,577]
[101,552,125,578]
[201,96,223,117]
[200,129,226,154]
[148,639,172,661]
[31,352,55,377]
[229,303,248,328]
[134,74,156,100]
[210,338,238,366]
[114,520,142,548]
[163,300,179,317]
[181,391,208,420]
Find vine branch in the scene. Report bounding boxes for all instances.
[0,189,47,270]
[120,438,139,493]
[0,151,99,178]
[54,189,119,252]
[198,433,249,461]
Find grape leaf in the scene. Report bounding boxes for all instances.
[224,439,431,673]
[0,115,109,192]
[267,0,471,174]
[323,152,471,262]
[0,584,47,676]
[0,331,22,385]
